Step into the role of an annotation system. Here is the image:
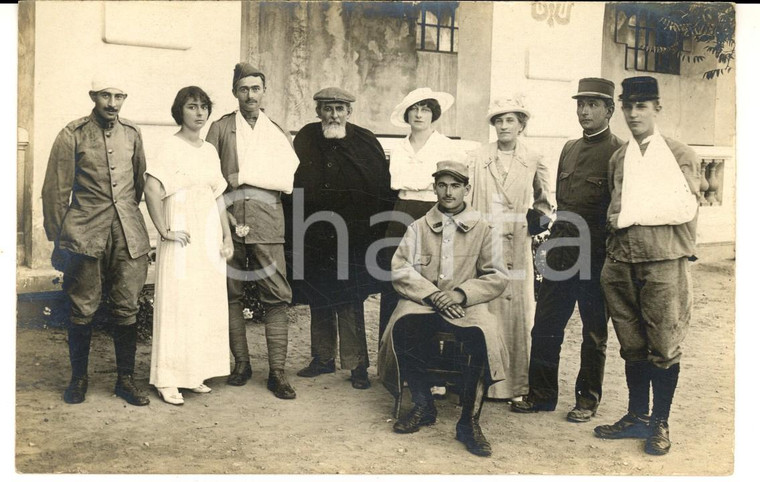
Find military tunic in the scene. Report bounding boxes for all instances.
[42,111,150,325]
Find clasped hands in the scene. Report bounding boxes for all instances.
[426,289,466,319]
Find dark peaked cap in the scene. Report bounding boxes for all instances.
[572,77,615,99]
[619,76,660,102]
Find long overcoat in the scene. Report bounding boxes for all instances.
[377,205,510,397]
[285,122,395,306]
[467,138,554,399]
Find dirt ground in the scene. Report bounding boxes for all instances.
[13,257,735,476]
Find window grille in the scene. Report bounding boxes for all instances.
[416,2,459,53]
[614,5,683,75]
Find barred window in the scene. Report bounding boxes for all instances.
[416,2,458,53]
[614,5,683,75]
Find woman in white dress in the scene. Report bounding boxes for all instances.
[144,86,234,405]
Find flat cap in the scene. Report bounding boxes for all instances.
[572,77,615,99]
[432,160,469,184]
[313,87,356,103]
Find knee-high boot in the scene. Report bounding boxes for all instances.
[646,363,680,455]
[393,371,436,433]
[113,324,149,406]
[456,364,491,457]
[63,324,92,404]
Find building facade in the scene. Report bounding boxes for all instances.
[16,1,735,293]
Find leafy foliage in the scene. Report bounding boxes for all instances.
[617,2,735,79]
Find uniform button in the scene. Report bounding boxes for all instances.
[324,183,330,188]
[113,200,118,204]
[112,182,117,187]
[110,165,115,170]
[327,162,333,168]
[506,233,513,239]
[108,149,113,154]
[105,132,111,137]
[439,274,445,279]
[507,263,513,269]
[505,294,512,300]
[332,146,337,150]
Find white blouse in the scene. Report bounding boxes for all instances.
[389,130,466,202]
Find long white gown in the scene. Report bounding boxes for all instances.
[148,136,230,389]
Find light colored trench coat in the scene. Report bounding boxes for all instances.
[467,139,554,399]
[377,205,510,397]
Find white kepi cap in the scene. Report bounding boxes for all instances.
[90,75,126,94]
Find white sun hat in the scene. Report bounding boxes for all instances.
[390,87,455,128]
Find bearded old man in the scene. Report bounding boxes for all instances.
[286,87,395,389]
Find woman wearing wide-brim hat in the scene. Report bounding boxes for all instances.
[379,87,466,348]
[467,94,554,401]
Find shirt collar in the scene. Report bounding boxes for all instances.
[425,203,480,233]
[583,126,609,141]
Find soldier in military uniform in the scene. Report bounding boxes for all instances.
[42,78,152,406]
[206,63,300,399]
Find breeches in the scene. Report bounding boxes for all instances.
[63,217,148,326]
[601,257,692,369]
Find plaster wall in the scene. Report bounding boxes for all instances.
[490,2,608,189]
[25,0,241,269]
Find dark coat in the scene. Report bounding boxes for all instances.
[285,122,395,306]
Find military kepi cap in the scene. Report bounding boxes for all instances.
[313,87,356,103]
[432,160,469,184]
[572,77,615,100]
[233,62,266,90]
[619,76,659,102]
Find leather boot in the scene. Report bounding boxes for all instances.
[594,411,651,439]
[645,364,679,455]
[267,369,296,399]
[114,374,150,406]
[227,361,253,386]
[456,365,492,457]
[64,324,92,404]
[297,357,336,377]
[394,374,436,433]
[645,418,671,455]
[64,376,88,404]
[350,364,371,389]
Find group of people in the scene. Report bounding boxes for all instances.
[42,62,699,459]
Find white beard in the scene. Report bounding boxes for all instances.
[322,123,346,139]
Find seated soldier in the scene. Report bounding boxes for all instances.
[377,160,509,457]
